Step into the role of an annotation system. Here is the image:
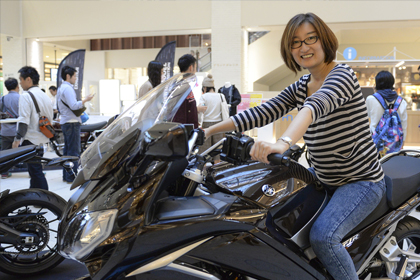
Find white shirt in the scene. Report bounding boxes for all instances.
[198,92,226,123]
[51,95,57,110]
[366,95,408,139]
[57,81,83,124]
[18,86,54,145]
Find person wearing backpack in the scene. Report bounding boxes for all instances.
[0,78,20,179]
[366,70,408,157]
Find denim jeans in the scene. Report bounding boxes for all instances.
[62,122,81,182]
[309,168,386,280]
[21,140,48,190]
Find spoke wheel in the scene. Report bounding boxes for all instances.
[393,217,420,278]
[0,189,66,275]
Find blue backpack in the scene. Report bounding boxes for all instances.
[371,93,404,157]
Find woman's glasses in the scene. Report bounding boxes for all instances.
[291,36,319,49]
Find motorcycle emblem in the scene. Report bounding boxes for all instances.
[262,185,275,197]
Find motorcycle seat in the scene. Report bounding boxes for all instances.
[382,155,420,208]
[81,121,107,132]
[344,155,420,240]
[0,145,37,163]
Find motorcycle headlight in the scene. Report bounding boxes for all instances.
[60,209,118,261]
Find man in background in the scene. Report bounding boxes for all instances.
[49,85,58,119]
[57,66,93,183]
[173,54,205,128]
[12,66,53,190]
[0,78,20,178]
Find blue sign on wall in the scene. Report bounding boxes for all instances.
[343,47,357,61]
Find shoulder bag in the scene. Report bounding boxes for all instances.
[1,96,18,118]
[27,91,55,139]
[61,99,86,117]
[219,94,230,121]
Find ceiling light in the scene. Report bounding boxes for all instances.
[36,38,39,41]
[395,61,405,67]
[399,67,402,70]
[46,56,49,58]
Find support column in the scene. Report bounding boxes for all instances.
[1,0,25,91]
[26,38,44,82]
[211,1,243,93]
[1,35,25,81]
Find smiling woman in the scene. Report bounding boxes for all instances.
[203,12,385,280]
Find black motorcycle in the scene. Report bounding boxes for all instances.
[58,73,420,280]
[51,120,109,156]
[0,145,76,275]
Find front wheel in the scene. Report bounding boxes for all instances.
[0,189,67,275]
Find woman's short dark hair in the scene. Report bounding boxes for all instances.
[49,85,57,91]
[147,60,163,88]
[280,13,338,74]
[61,66,77,80]
[18,66,40,85]
[5,78,18,91]
[375,70,395,90]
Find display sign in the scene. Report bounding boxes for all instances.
[237,93,263,113]
[343,47,357,61]
[155,41,176,82]
[56,49,86,101]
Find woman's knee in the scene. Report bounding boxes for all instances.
[310,223,329,249]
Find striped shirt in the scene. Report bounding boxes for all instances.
[232,64,384,186]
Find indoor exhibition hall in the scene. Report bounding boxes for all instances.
[1,1,420,280]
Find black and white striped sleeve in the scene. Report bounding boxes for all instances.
[231,81,299,132]
[303,67,356,123]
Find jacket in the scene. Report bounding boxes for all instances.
[218,85,241,116]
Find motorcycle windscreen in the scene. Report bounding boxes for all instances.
[79,73,197,180]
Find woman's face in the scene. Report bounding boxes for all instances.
[291,22,325,72]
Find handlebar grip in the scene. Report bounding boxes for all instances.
[267,153,290,166]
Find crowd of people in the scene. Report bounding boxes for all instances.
[0,12,417,279]
[0,65,94,188]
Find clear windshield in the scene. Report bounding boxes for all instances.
[79,73,197,180]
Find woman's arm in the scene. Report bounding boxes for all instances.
[250,107,312,164]
[205,118,236,138]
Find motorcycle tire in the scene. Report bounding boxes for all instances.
[393,216,420,247]
[0,189,67,276]
[385,217,420,278]
[50,131,64,157]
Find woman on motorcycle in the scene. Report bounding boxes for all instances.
[205,12,386,280]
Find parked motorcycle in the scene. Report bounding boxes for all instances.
[0,145,77,275]
[57,73,420,280]
[51,120,108,156]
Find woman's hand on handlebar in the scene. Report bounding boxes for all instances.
[250,140,289,164]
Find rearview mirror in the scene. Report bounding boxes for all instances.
[63,161,74,170]
[145,122,189,160]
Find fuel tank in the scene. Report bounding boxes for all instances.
[206,160,328,249]
[206,160,316,207]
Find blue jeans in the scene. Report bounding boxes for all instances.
[309,168,386,280]
[21,140,48,190]
[62,122,81,182]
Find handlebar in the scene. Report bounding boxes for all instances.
[267,153,291,166]
[219,134,293,166]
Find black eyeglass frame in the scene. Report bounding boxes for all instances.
[291,36,319,49]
